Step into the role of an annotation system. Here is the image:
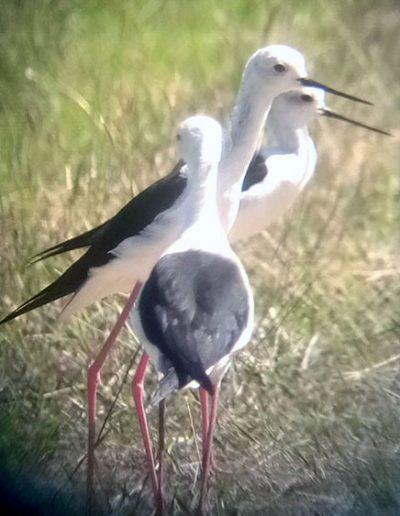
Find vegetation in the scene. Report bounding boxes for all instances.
[0,0,399,513]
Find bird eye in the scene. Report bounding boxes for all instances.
[176,133,181,141]
[300,94,313,103]
[273,63,287,73]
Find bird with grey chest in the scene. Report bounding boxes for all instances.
[130,115,254,514]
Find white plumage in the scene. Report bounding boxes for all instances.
[230,87,321,242]
[230,87,390,242]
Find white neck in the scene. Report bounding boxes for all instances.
[217,79,276,231]
[228,122,317,244]
[166,157,227,255]
[272,118,311,153]
[184,157,220,232]
[269,121,317,193]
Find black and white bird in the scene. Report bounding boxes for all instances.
[131,114,254,514]
[230,87,391,242]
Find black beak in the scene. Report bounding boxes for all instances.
[298,78,373,106]
[319,108,393,136]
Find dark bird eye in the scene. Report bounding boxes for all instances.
[176,134,181,141]
[273,63,287,73]
[300,94,313,103]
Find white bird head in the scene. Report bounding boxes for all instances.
[177,115,223,168]
[269,87,326,128]
[243,44,372,105]
[244,45,307,97]
[269,87,392,135]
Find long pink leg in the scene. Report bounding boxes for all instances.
[199,388,209,464]
[200,387,218,475]
[132,353,159,505]
[198,384,219,515]
[87,281,142,513]
[156,399,166,514]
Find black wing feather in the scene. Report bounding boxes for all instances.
[30,160,186,262]
[138,250,249,394]
[242,152,268,191]
[31,152,267,262]
[0,254,94,324]
[1,162,187,325]
[30,223,107,263]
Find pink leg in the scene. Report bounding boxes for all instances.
[87,281,142,513]
[200,388,217,474]
[156,399,166,515]
[198,384,219,515]
[132,353,159,505]
[199,388,209,464]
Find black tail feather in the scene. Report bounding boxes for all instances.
[178,366,213,395]
[0,255,91,325]
[29,224,106,264]
[151,366,213,407]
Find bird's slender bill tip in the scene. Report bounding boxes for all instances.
[298,78,373,106]
[320,108,393,137]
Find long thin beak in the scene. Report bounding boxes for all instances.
[298,78,373,105]
[319,108,393,136]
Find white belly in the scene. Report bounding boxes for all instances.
[60,207,183,320]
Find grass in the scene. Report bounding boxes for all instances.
[0,0,399,513]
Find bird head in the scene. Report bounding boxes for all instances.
[269,87,391,136]
[243,44,372,105]
[177,115,223,169]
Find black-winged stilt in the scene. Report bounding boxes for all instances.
[130,114,254,514]
[231,87,392,242]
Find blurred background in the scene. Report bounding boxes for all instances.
[0,0,399,514]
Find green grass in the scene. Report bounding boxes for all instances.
[0,0,399,513]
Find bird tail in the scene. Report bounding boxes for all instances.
[150,363,213,407]
[0,255,90,325]
[180,361,214,395]
[150,370,180,407]
[29,224,106,264]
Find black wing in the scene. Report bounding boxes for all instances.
[242,152,268,192]
[0,161,187,325]
[30,223,108,263]
[32,152,268,263]
[0,250,100,325]
[30,160,186,262]
[138,250,250,394]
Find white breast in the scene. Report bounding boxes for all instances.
[230,142,317,243]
